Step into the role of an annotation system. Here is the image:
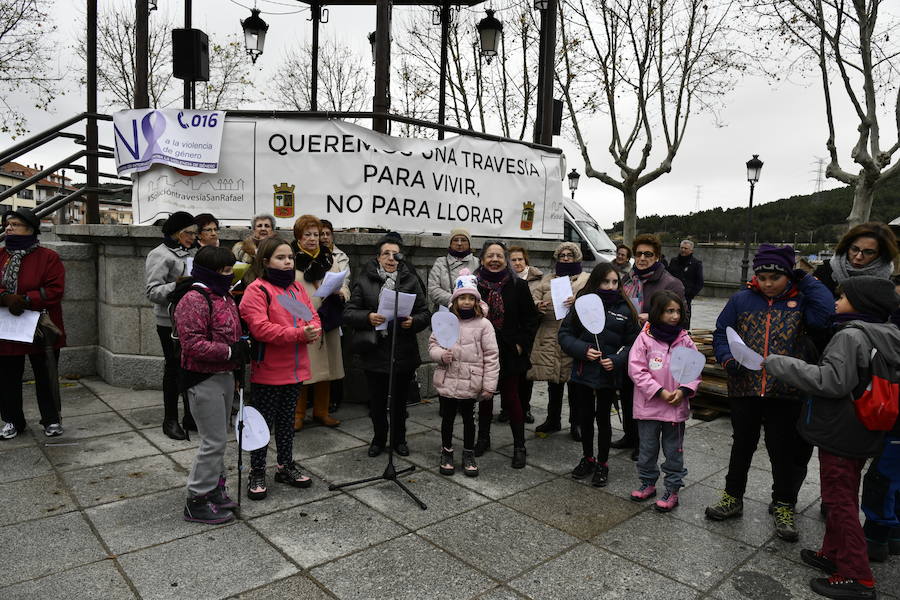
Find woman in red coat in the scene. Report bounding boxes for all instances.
[0,208,65,439]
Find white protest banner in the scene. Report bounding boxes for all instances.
[132,117,564,238]
[670,346,706,384]
[113,109,227,176]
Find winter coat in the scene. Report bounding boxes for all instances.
[765,321,900,458]
[331,245,352,301]
[427,253,481,310]
[527,271,590,383]
[476,273,540,377]
[713,273,833,399]
[519,266,544,294]
[295,257,345,384]
[173,285,242,373]
[627,265,685,313]
[428,314,500,400]
[0,246,66,355]
[343,259,430,374]
[558,296,639,390]
[666,255,704,300]
[239,277,321,386]
[145,242,196,327]
[232,237,258,265]
[628,326,701,423]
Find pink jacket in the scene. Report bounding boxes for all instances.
[428,315,500,400]
[239,278,321,386]
[627,325,702,423]
[174,286,242,373]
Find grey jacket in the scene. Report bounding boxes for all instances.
[145,243,195,327]
[427,253,481,310]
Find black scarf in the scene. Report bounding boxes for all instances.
[1,234,39,293]
[477,268,511,330]
[555,262,583,277]
[649,322,683,345]
[265,267,295,289]
[633,261,663,280]
[295,248,333,283]
[191,264,232,297]
[595,289,621,309]
[448,248,471,259]
[458,307,476,320]
[831,312,885,326]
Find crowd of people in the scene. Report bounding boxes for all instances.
[1,207,899,600]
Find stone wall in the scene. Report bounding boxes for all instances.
[662,243,744,298]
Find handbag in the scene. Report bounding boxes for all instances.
[33,311,62,345]
[351,328,378,354]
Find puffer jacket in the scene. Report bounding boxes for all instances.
[558,296,639,390]
[174,285,241,373]
[713,272,833,399]
[146,242,196,327]
[239,277,321,385]
[527,271,590,383]
[766,321,900,458]
[427,253,481,310]
[628,325,701,423]
[476,272,540,377]
[428,314,500,400]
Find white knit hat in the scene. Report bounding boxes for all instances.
[450,268,481,302]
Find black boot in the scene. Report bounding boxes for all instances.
[182,395,197,431]
[184,494,234,524]
[570,424,582,442]
[162,420,187,440]
[512,446,527,469]
[474,414,492,456]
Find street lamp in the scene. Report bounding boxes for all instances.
[241,8,268,64]
[740,154,764,282]
[567,168,580,200]
[149,0,158,11]
[476,9,503,63]
[368,31,377,65]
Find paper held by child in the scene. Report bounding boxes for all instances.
[670,346,706,384]
[574,294,606,334]
[726,326,764,371]
[550,277,574,320]
[431,311,460,348]
[375,289,416,330]
[277,295,314,322]
[312,269,349,298]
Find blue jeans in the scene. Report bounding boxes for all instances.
[636,420,687,492]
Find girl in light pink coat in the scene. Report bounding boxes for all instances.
[627,291,701,512]
[429,269,500,477]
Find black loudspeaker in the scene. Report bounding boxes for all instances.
[172,28,210,82]
[552,99,563,136]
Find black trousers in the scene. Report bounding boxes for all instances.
[156,326,193,423]
[619,377,637,443]
[439,396,476,449]
[366,370,412,447]
[572,383,616,462]
[0,352,61,429]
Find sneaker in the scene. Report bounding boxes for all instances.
[247,469,267,501]
[462,449,479,477]
[0,422,19,440]
[591,463,609,487]
[705,491,743,521]
[274,462,313,488]
[183,494,234,525]
[631,482,657,502]
[800,549,836,575]
[571,456,596,480]
[809,575,876,600]
[773,501,799,542]
[209,477,238,510]
[655,490,679,512]
[440,447,455,476]
[43,423,63,437]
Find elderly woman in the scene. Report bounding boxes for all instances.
[344,232,430,457]
[195,213,220,248]
[507,245,542,424]
[813,222,898,298]
[531,242,591,439]
[146,211,198,440]
[0,209,65,440]
[474,241,540,468]
[290,215,345,430]
[612,244,633,274]
[232,213,276,264]
[427,228,480,311]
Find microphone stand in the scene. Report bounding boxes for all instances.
[329,257,427,510]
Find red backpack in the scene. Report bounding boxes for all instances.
[854,348,900,431]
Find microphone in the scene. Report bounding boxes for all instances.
[393,252,405,262]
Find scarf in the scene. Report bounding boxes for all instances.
[649,322,683,345]
[295,246,332,283]
[829,253,893,284]
[555,261,583,277]
[191,264,232,297]
[478,268,510,330]
[1,234,40,293]
[265,267,295,289]
[595,288,621,309]
[831,312,886,326]
[458,308,476,320]
[516,268,529,280]
[375,265,399,336]
[624,262,662,310]
[448,248,471,259]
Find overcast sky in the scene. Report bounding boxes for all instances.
[3,0,889,229]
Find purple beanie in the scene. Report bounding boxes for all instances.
[752,244,795,275]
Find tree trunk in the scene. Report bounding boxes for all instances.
[622,186,638,247]
[846,171,877,228]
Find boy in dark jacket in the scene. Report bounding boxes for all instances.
[765,276,900,600]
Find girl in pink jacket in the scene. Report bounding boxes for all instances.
[428,269,500,477]
[627,291,701,512]
[239,237,321,501]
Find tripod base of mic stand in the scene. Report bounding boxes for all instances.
[328,458,428,510]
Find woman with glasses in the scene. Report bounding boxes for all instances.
[194,214,220,248]
[812,222,898,298]
[145,211,199,440]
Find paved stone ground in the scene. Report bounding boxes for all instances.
[2,298,898,600]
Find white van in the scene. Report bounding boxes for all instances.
[563,200,617,269]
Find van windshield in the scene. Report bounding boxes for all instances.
[577,221,616,254]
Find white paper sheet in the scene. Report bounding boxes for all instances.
[431,311,460,348]
[550,276,574,320]
[671,346,706,384]
[185,256,194,276]
[0,308,40,343]
[726,326,764,371]
[375,289,416,330]
[277,295,314,322]
[574,295,606,334]
[313,269,349,298]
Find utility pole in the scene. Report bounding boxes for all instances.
[135,0,150,108]
[372,0,392,133]
[85,0,99,224]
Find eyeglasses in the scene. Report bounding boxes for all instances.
[848,245,878,258]
[202,227,219,233]
[635,251,656,258]
[558,252,576,259]
[4,221,27,230]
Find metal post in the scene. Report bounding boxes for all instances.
[135,0,150,108]
[533,8,547,144]
[740,181,756,282]
[538,0,558,146]
[372,0,392,133]
[311,1,320,111]
[437,2,450,140]
[85,0,100,224]
[184,0,192,109]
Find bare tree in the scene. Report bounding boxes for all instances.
[558,0,742,244]
[196,36,255,110]
[0,0,62,136]
[269,41,370,112]
[758,0,900,228]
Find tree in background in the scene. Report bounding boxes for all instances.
[269,41,369,112]
[195,36,255,110]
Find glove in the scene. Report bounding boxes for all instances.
[229,339,251,364]
[1,294,27,316]
[724,359,744,377]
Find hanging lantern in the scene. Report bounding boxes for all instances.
[241,8,269,64]
[476,9,503,63]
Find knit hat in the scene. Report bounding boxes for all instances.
[752,243,795,275]
[451,268,481,302]
[840,276,900,322]
[449,228,472,246]
[161,211,196,236]
[553,241,583,262]
[2,208,40,233]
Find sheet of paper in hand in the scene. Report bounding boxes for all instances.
[574,295,606,334]
[277,295,314,322]
[431,311,460,348]
[235,405,270,451]
[670,346,706,384]
[726,327,764,371]
[550,276,574,320]
[313,269,349,298]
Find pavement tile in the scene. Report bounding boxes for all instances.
[444,447,555,500]
[98,389,165,411]
[570,452,642,500]
[229,574,333,599]
[62,454,187,507]
[0,512,108,584]
[418,502,578,581]
[329,401,369,421]
[704,465,821,513]
[118,523,297,600]
[348,469,490,530]
[0,444,53,482]
[310,533,494,600]
[139,425,202,453]
[594,511,756,591]
[474,586,530,600]
[397,427,447,469]
[228,467,338,519]
[301,445,416,488]
[2,559,136,600]
[683,448,730,485]
[79,377,130,396]
[762,512,827,565]
[501,478,644,539]
[681,428,736,461]
[119,405,166,430]
[23,384,111,419]
[44,431,160,471]
[669,482,775,547]
[0,426,39,450]
[509,430,586,475]
[710,547,834,600]
[293,425,368,460]
[406,401,445,429]
[508,542,699,600]
[0,472,75,525]
[337,412,429,443]
[251,494,406,568]
[51,411,134,439]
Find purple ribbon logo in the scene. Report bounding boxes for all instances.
[140,110,167,161]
